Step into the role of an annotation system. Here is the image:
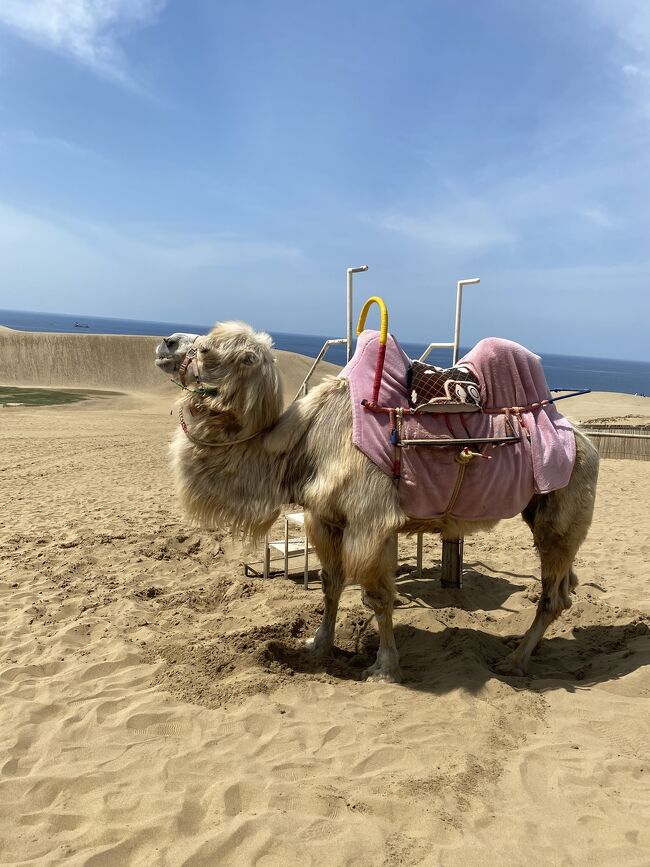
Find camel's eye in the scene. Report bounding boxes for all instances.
[198,346,209,354]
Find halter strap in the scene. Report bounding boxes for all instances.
[179,344,201,389]
[178,406,263,448]
[177,342,220,397]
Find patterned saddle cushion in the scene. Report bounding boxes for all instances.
[408,360,482,413]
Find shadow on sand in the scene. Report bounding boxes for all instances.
[264,620,650,695]
[264,566,650,695]
[394,562,532,613]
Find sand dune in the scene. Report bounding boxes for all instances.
[1,331,649,865]
[0,328,340,402]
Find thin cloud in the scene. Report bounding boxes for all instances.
[622,64,644,76]
[583,0,650,56]
[581,2,650,89]
[380,201,515,253]
[16,129,109,162]
[71,220,305,269]
[0,201,304,297]
[0,0,167,88]
[580,205,615,229]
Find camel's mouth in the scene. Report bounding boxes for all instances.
[155,357,178,374]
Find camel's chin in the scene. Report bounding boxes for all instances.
[155,358,177,374]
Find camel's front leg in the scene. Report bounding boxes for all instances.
[310,569,345,655]
[345,532,402,683]
[304,514,344,656]
[361,583,401,683]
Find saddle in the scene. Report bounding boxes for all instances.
[340,330,577,520]
[408,360,482,413]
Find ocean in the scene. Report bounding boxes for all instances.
[1,308,649,396]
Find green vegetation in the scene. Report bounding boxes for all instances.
[0,386,90,407]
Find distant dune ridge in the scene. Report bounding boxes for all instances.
[0,327,340,399]
[0,325,645,422]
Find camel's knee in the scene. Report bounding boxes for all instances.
[362,584,394,617]
[560,570,578,607]
[309,568,345,656]
[319,569,328,594]
[319,569,343,597]
[537,536,579,610]
[538,573,573,620]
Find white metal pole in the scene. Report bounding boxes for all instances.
[346,265,368,362]
[453,278,480,365]
[284,517,289,580]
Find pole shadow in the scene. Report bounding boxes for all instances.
[395,563,531,612]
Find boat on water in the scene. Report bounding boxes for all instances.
[74,322,90,328]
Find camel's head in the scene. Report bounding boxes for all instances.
[155,332,200,377]
[189,321,283,433]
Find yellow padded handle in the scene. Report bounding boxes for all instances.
[356,296,388,344]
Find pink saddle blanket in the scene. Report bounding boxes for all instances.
[339,331,576,520]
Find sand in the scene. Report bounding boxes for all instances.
[1,331,649,866]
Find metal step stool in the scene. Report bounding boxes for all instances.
[263,511,313,589]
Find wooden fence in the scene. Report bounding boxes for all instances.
[579,424,650,461]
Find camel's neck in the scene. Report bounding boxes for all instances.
[174,409,305,538]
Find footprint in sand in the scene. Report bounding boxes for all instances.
[222,781,259,816]
[352,745,406,776]
[125,712,191,739]
[243,712,279,739]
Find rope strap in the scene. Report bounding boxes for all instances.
[178,406,263,448]
[170,378,220,397]
[443,448,491,516]
[483,398,550,414]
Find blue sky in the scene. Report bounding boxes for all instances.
[1,1,649,361]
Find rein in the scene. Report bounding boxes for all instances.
[178,406,264,448]
[176,344,220,397]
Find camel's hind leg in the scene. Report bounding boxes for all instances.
[497,542,578,676]
[304,512,345,656]
[343,531,401,683]
[499,431,598,676]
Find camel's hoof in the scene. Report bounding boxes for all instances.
[494,654,528,678]
[304,636,331,657]
[362,664,403,684]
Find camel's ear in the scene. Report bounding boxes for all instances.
[241,334,274,366]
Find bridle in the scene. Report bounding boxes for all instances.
[177,341,220,397]
[174,340,266,448]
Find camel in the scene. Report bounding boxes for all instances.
[169,321,599,683]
